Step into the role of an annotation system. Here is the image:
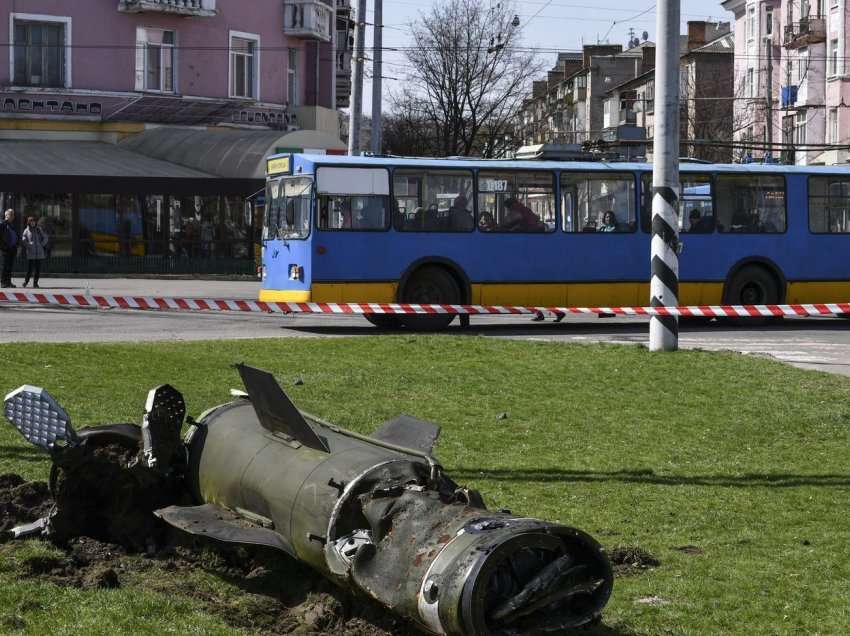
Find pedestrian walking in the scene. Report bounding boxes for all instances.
[21,216,48,288]
[0,208,18,288]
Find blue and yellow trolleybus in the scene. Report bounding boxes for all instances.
[260,153,850,329]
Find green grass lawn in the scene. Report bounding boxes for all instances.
[2,337,850,635]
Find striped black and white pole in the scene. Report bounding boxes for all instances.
[649,0,681,352]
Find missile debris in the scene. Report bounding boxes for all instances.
[3,365,613,635]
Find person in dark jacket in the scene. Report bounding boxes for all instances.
[0,209,18,288]
[22,216,49,288]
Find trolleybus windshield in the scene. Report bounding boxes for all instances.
[265,177,312,240]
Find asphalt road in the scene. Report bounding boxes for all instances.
[1,278,849,376]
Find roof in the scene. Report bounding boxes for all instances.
[277,153,850,176]
[120,127,346,180]
[605,32,734,96]
[605,68,655,95]
[0,140,215,178]
[685,32,735,55]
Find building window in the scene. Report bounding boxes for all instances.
[747,6,756,40]
[135,28,175,93]
[288,48,298,106]
[829,39,840,76]
[12,17,69,88]
[829,108,839,143]
[795,111,807,145]
[747,68,755,97]
[230,32,260,99]
[765,9,773,35]
[798,47,809,82]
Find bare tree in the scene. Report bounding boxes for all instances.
[390,0,540,157]
[681,66,759,163]
[382,111,437,157]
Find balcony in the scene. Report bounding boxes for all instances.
[784,17,826,49]
[117,0,216,17]
[284,0,333,42]
[619,109,637,125]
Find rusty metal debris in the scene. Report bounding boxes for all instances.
[3,364,613,635]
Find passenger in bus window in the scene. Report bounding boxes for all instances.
[598,211,617,233]
[729,207,751,232]
[410,206,425,230]
[479,211,496,232]
[688,209,714,233]
[747,208,766,233]
[354,198,386,229]
[448,195,474,231]
[763,209,782,233]
[504,197,544,232]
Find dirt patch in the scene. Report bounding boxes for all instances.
[609,546,661,576]
[49,443,180,551]
[0,473,52,535]
[0,473,406,635]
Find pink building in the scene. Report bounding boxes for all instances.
[722,0,783,162]
[0,0,349,135]
[0,0,353,276]
[724,0,850,165]
[780,0,850,164]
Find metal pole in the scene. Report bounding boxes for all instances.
[347,0,367,156]
[765,36,773,160]
[649,0,681,352]
[370,0,383,154]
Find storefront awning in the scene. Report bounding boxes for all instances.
[0,140,216,179]
[119,128,347,180]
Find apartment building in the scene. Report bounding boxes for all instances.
[723,0,781,162]
[603,21,734,163]
[517,44,655,158]
[779,0,850,164]
[0,0,349,274]
[724,0,850,165]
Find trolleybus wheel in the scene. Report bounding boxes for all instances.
[725,265,781,326]
[364,314,403,329]
[399,265,460,331]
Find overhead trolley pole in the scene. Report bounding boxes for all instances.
[370,0,383,155]
[649,0,682,352]
[348,0,367,156]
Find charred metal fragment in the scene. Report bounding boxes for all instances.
[3,367,614,635]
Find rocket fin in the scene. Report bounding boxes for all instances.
[236,364,329,453]
[155,503,295,557]
[372,415,441,455]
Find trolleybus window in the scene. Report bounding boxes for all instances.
[641,174,715,233]
[477,171,555,233]
[716,175,786,233]
[393,169,474,232]
[318,195,389,231]
[809,177,850,233]
[561,173,636,233]
[264,177,312,240]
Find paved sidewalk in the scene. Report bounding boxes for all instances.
[4,277,260,300]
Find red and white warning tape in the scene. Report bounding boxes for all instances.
[0,290,848,318]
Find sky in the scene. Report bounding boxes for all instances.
[358,0,731,112]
